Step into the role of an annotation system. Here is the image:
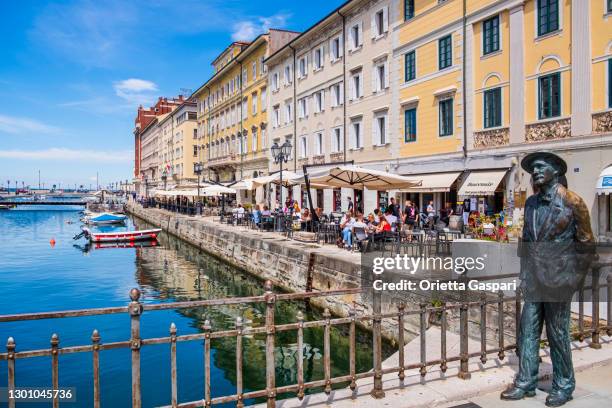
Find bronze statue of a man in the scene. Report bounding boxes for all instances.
[501,152,595,406]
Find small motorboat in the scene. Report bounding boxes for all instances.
[76,227,162,243]
[0,204,14,210]
[81,212,127,225]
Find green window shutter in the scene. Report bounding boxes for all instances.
[405,0,414,20]
[438,35,452,70]
[483,15,500,55]
[538,0,559,37]
[439,99,453,136]
[405,51,416,82]
[404,108,417,142]
[538,72,561,119]
[483,88,501,128]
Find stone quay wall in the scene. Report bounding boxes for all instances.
[126,203,516,345]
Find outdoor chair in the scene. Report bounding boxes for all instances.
[353,227,370,253]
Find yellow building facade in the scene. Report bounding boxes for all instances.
[193,30,299,187]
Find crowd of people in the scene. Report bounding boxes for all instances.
[229,195,467,251]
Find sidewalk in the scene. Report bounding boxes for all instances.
[259,336,612,408]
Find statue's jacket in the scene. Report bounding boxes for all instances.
[519,183,595,301]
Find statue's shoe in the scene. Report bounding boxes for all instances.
[500,386,536,400]
[545,392,573,407]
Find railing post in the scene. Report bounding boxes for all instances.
[128,288,143,408]
[497,290,505,360]
[264,280,276,408]
[590,265,601,349]
[51,333,59,408]
[235,317,244,408]
[440,302,447,373]
[296,311,305,399]
[203,319,212,407]
[170,323,178,408]
[480,293,487,364]
[370,289,385,399]
[348,305,357,391]
[419,303,427,377]
[397,303,405,381]
[323,308,332,394]
[92,330,101,408]
[458,304,471,380]
[7,337,15,408]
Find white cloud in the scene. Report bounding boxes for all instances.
[0,114,60,135]
[113,78,158,106]
[0,148,133,163]
[231,13,291,41]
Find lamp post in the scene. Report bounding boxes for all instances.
[194,161,203,201]
[144,175,149,199]
[271,140,292,212]
[161,169,168,191]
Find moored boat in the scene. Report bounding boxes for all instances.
[81,212,127,225]
[79,227,162,243]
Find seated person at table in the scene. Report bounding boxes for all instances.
[340,210,355,249]
[301,208,312,231]
[235,204,245,218]
[373,208,381,224]
[366,213,377,233]
[384,208,398,231]
[374,214,391,238]
[261,205,271,216]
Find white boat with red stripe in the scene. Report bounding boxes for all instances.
[81,227,162,243]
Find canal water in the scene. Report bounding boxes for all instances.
[0,203,391,407]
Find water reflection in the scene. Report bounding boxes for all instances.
[131,218,393,402]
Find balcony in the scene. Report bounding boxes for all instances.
[473,127,510,149]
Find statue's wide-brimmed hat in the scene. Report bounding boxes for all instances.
[521,151,567,176]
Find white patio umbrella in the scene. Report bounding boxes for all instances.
[202,185,236,196]
[251,171,301,188]
[294,165,422,190]
[231,179,256,191]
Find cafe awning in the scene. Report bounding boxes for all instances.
[458,170,508,197]
[400,172,462,193]
[596,166,612,195]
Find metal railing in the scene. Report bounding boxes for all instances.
[1,264,611,408]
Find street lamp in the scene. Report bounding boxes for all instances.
[271,140,292,212]
[193,162,203,200]
[161,169,168,191]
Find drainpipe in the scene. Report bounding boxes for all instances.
[462,0,468,160]
[338,10,347,162]
[289,45,297,173]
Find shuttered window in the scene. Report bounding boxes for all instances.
[483,88,502,128]
[404,51,416,82]
[438,35,452,70]
[483,15,500,55]
[439,98,453,136]
[404,108,416,142]
[537,0,559,36]
[538,72,561,119]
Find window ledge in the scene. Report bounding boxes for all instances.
[313,67,324,73]
[526,115,570,126]
[330,57,343,65]
[373,143,390,148]
[372,32,388,42]
[481,49,502,60]
[535,29,563,42]
[349,45,363,54]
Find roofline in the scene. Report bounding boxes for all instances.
[156,101,197,126]
[265,0,354,65]
[140,117,159,135]
[191,28,287,99]
[211,41,250,65]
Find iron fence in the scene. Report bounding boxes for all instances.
[1,263,610,408]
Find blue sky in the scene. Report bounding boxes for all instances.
[0,0,344,189]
